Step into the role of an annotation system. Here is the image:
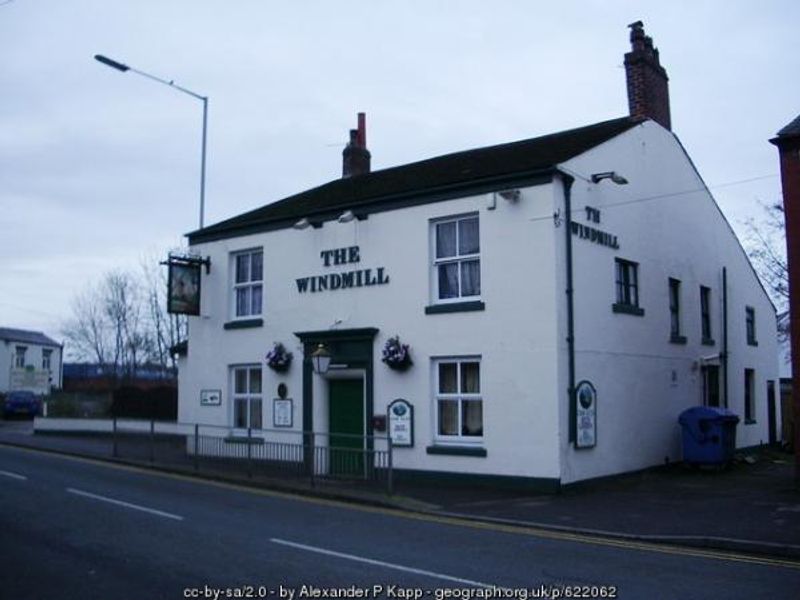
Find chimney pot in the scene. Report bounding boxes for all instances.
[624,21,672,130]
[342,113,371,178]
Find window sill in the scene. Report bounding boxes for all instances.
[426,445,487,457]
[224,318,264,330]
[224,436,265,444]
[425,301,485,315]
[747,340,759,347]
[701,337,716,346]
[612,303,645,316]
[669,334,687,345]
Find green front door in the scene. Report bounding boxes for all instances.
[328,379,364,477]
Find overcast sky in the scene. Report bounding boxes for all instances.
[1,1,798,343]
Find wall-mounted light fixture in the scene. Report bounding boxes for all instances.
[337,210,356,223]
[590,171,628,185]
[498,189,521,202]
[293,217,323,229]
[337,210,368,223]
[310,343,332,375]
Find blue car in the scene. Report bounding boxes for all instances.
[3,391,42,418]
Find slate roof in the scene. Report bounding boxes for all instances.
[0,327,60,347]
[189,115,642,243]
[776,114,800,138]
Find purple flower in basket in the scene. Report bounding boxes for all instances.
[381,336,412,370]
[266,342,293,372]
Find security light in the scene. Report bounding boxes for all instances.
[293,218,311,230]
[590,171,629,185]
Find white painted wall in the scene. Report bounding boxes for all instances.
[180,183,563,479]
[0,342,10,392]
[0,339,62,394]
[558,121,779,483]
[178,120,779,485]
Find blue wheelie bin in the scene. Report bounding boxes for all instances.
[678,406,740,465]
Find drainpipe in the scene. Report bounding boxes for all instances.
[722,267,729,408]
[59,342,64,390]
[562,174,577,444]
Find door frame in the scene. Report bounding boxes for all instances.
[295,327,378,443]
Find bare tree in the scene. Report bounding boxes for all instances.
[62,256,187,375]
[62,283,111,366]
[745,201,789,342]
[140,255,188,369]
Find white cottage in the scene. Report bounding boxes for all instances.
[175,23,778,488]
[0,327,63,395]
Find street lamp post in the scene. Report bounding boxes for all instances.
[94,54,208,229]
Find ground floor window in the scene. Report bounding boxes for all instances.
[434,357,483,441]
[232,365,262,429]
[703,365,720,408]
[744,368,755,423]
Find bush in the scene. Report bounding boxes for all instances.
[45,392,113,418]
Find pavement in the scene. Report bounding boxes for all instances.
[1,418,799,559]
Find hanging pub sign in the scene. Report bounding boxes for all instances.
[575,380,597,449]
[163,254,210,316]
[388,398,414,447]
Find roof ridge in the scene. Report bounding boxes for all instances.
[189,115,641,243]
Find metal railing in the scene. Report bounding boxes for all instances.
[106,418,394,494]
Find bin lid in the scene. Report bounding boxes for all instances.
[679,405,740,424]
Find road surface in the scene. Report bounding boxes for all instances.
[0,444,797,599]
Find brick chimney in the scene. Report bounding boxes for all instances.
[770,115,800,482]
[624,21,671,130]
[342,112,371,178]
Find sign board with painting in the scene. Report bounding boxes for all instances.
[168,262,202,316]
[200,389,222,406]
[388,398,414,447]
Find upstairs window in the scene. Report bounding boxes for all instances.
[14,346,26,368]
[700,286,713,343]
[432,215,480,302]
[42,349,52,371]
[668,278,683,341]
[232,250,263,318]
[746,306,757,346]
[613,258,643,316]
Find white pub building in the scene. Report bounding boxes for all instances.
[175,23,779,488]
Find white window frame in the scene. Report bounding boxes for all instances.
[432,356,483,444]
[230,249,264,319]
[615,258,640,307]
[430,213,481,304]
[14,346,27,369]
[42,349,52,371]
[231,365,263,430]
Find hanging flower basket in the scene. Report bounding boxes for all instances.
[381,335,413,371]
[266,342,293,373]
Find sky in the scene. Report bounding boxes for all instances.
[1,1,798,345]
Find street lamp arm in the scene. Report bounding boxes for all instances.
[94,52,209,228]
[94,54,206,101]
[94,54,129,72]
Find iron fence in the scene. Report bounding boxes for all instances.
[107,418,394,494]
